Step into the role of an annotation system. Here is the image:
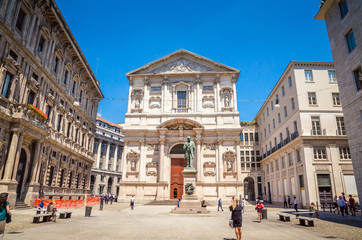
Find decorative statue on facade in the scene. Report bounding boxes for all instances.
[183,136,195,169]
[227,160,233,172]
[224,94,230,107]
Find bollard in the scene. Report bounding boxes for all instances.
[262,209,268,219]
[85,206,92,217]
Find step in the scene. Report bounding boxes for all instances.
[15,202,31,209]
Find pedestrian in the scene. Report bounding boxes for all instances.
[229,198,243,240]
[100,195,104,211]
[38,200,45,209]
[309,202,319,218]
[283,196,287,208]
[287,196,291,208]
[341,192,349,215]
[177,199,181,208]
[333,196,339,214]
[218,198,224,211]
[255,199,264,223]
[0,193,10,240]
[348,194,356,216]
[337,196,346,217]
[293,196,298,212]
[130,196,135,210]
[110,195,113,205]
[242,198,246,213]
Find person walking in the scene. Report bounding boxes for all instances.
[255,200,264,223]
[242,198,246,213]
[283,196,287,208]
[100,195,104,211]
[130,196,135,210]
[337,196,346,217]
[0,193,10,240]
[110,195,114,205]
[229,198,243,240]
[293,196,298,212]
[341,192,349,215]
[177,199,181,208]
[218,198,224,211]
[348,195,356,216]
[287,196,291,208]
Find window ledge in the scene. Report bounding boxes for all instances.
[305,81,315,83]
[308,104,319,107]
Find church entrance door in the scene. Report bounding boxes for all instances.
[170,158,186,199]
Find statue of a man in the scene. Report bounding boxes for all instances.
[183,136,195,168]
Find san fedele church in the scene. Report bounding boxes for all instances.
[119,49,260,202]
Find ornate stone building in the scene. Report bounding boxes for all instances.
[256,61,358,207]
[0,0,103,207]
[316,0,362,203]
[91,116,124,196]
[120,49,262,202]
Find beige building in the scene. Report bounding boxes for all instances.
[91,116,124,196]
[316,0,362,201]
[120,49,264,203]
[256,61,358,207]
[0,0,103,207]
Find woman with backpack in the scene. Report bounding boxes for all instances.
[255,200,264,223]
[229,198,243,240]
[0,193,10,240]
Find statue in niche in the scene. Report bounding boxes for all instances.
[132,90,143,109]
[224,94,230,107]
[130,161,136,171]
[221,89,232,108]
[227,160,233,172]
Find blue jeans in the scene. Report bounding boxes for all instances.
[294,204,298,212]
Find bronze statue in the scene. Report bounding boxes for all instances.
[183,136,195,169]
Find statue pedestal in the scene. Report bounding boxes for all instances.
[171,168,210,214]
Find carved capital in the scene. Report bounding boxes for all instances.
[195,139,201,145]
[234,140,241,145]
[217,140,223,146]
[159,138,166,145]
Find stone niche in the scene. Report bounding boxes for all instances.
[220,88,233,111]
[223,151,236,180]
[131,89,143,112]
[126,151,140,180]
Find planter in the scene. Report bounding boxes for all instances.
[28,104,48,119]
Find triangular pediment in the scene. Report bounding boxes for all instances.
[126,49,239,76]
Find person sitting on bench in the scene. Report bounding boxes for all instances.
[309,202,319,218]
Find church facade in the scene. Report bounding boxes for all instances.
[119,50,262,202]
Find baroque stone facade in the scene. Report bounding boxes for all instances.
[91,116,124,196]
[120,49,261,203]
[316,0,362,204]
[0,0,103,207]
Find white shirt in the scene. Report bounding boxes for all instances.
[130,197,135,203]
[294,198,298,204]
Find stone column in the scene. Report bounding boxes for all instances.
[121,141,128,181]
[232,76,237,111]
[196,139,202,181]
[2,130,20,181]
[143,77,149,113]
[217,140,223,182]
[279,156,284,198]
[195,75,201,112]
[159,138,166,182]
[30,141,43,184]
[104,142,110,170]
[96,140,102,168]
[235,140,242,181]
[11,133,24,181]
[214,75,220,112]
[113,145,118,172]
[139,140,146,181]
[292,148,300,205]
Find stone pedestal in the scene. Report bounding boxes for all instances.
[171,168,210,214]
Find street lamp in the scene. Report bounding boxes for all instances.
[275,99,281,109]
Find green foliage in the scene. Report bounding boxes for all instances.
[240,120,256,126]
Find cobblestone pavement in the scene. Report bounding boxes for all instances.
[3,203,361,240]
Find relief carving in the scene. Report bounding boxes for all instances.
[149,58,215,74]
[203,143,216,150]
[202,95,215,108]
[167,123,194,130]
[131,90,143,110]
[147,144,159,151]
[149,96,161,109]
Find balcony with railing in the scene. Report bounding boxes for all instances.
[261,131,299,160]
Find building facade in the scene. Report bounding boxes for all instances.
[316,0,362,202]
[120,49,263,203]
[256,61,358,207]
[0,0,103,207]
[91,116,124,196]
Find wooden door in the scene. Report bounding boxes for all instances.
[170,158,186,199]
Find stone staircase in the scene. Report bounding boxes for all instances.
[15,201,31,210]
[145,200,178,205]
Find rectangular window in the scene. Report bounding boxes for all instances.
[268,124,270,133]
[32,73,39,81]
[293,121,298,133]
[278,113,281,123]
[308,92,317,105]
[271,101,274,110]
[151,87,161,92]
[336,117,346,135]
[245,133,249,141]
[296,149,301,162]
[353,66,362,91]
[9,50,18,61]
[45,105,52,119]
[264,128,266,137]
[202,86,213,91]
[263,113,265,121]
[288,77,292,87]
[64,70,69,85]
[339,147,351,159]
[288,153,293,166]
[72,81,76,95]
[240,133,243,141]
[328,70,337,83]
[305,70,313,82]
[314,147,327,160]
[311,117,321,135]
[15,8,26,31]
[66,122,71,138]
[346,30,356,52]
[57,115,62,132]
[284,106,287,117]
[273,119,275,129]
[291,98,295,110]
[27,91,35,104]
[177,91,187,112]
[255,133,259,142]
[299,175,304,188]
[54,57,59,73]
[267,107,269,116]
[282,86,285,96]
[38,36,45,54]
[281,156,285,169]
[1,72,13,98]
[250,133,253,141]
[332,93,341,106]
[339,0,348,18]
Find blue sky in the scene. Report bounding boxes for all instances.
[56,0,331,124]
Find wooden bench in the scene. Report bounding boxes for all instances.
[277,213,292,222]
[59,211,73,219]
[292,211,314,218]
[297,216,315,227]
[33,213,52,223]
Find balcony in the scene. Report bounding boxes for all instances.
[262,131,299,160]
[336,129,346,136]
[311,128,326,136]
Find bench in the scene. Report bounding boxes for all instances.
[33,213,52,223]
[59,211,73,219]
[297,216,315,227]
[292,211,314,218]
[277,213,292,222]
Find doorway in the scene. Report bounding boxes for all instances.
[244,177,255,201]
[16,149,27,200]
[170,158,186,199]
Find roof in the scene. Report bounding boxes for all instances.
[96,116,123,129]
[315,0,334,20]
